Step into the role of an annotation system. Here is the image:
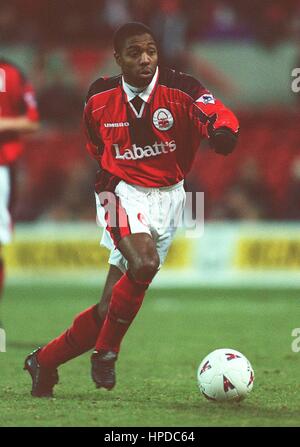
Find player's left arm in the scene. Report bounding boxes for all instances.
[83,99,104,164]
[192,92,239,156]
[0,76,40,134]
[0,116,39,133]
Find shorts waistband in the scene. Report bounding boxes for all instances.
[131,180,184,193]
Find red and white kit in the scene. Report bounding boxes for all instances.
[84,66,239,270]
[0,59,39,243]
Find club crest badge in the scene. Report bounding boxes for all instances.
[153,108,174,131]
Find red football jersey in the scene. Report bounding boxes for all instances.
[84,66,239,188]
[0,59,39,165]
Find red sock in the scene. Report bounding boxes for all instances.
[38,305,103,369]
[95,273,149,353]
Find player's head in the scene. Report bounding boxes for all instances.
[113,22,158,87]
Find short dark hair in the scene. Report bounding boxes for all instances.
[113,22,156,53]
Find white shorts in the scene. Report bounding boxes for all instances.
[0,166,12,245]
[95,180,186,273]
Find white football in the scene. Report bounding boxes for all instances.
[197,348,254,402]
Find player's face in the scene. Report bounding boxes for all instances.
[115,33,158,87]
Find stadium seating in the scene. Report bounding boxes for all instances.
[188,110,300,218]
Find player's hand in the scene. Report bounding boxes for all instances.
[209,126,239,156]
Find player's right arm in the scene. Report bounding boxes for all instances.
[83,79,108,165]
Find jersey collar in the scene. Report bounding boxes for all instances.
[122,66,159,104]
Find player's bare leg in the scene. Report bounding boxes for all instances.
[91,233,160,390]
[0,245,4,296]
[0,244,4,328]
[24,264,122,397]
[97,265,123,320]
[118,233,160,282]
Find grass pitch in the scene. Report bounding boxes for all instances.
[0,283,300,427]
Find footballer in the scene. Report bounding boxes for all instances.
[24,23,239,397]
[0,59,39,326]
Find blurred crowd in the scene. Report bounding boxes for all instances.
[1,0,300,49]
[1,0,300,223]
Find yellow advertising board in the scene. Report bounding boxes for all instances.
[235,239,300,270]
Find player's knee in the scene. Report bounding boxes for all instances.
[131,255,160,283]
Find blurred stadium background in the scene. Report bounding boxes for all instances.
[2,0,300,287]
[2,0,300,428]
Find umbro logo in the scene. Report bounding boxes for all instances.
[104,122,130,128]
